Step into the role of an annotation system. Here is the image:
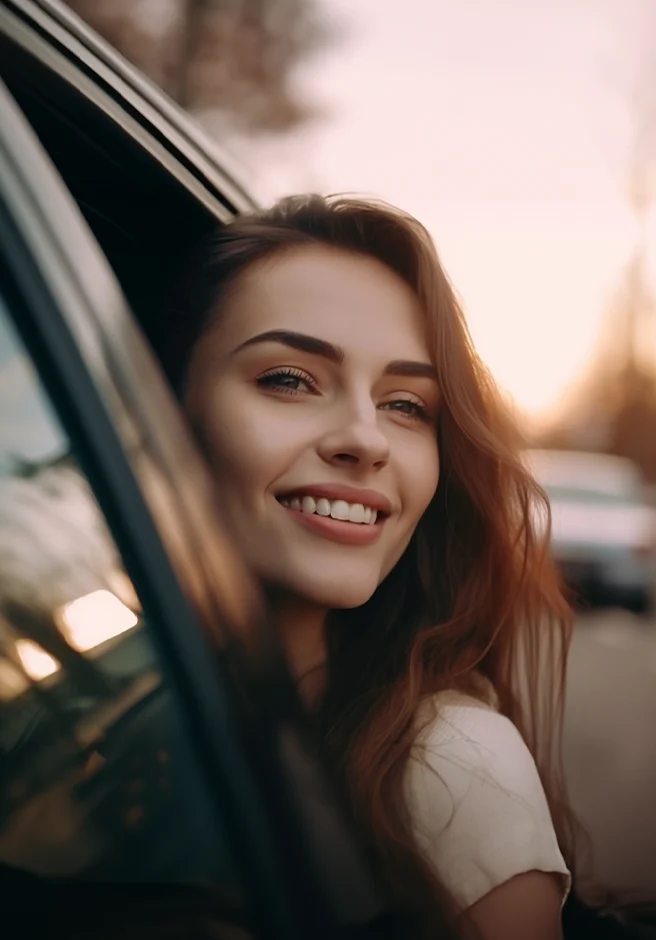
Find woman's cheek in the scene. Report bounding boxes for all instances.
[203,388,259,484]
[410,441,440,520]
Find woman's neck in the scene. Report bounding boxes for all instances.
[271,593,328,706]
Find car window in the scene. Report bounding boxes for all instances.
[0,288,239,894]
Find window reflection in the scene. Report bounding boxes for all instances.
[14,640,60,681]
[0,295,234,891]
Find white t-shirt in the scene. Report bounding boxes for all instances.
[405,689,571,913]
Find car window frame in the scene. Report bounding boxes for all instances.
[0,0,256,222]
[2,0,257,220]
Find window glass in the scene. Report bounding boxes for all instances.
[0,292,236,890]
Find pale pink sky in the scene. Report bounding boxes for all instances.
[231,0,656,421]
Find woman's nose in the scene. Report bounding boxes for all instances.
[316,404,390,472]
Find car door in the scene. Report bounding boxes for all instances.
[0,5,398,939]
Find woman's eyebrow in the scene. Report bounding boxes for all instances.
[233,329,343,363]
[233,328,437,380]
[385,360,438,380]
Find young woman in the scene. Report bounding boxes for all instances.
[156,194,576,939]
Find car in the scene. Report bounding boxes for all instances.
[0,1,403,937]
[526,449,656,614]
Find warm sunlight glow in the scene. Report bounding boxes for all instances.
[255,0,656,420]
[16,640,60,681]
[58,590,138,653]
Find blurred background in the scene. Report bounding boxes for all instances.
[62,0,656,469]
[5,0,656,908]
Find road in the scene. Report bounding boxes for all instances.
[564,609,656,903]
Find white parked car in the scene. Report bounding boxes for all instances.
[526,449,656,613]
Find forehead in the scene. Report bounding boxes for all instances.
[214,245,429,359]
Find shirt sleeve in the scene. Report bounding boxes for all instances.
[405,694,571,913]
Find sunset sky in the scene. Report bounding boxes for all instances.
[242,0,656,423]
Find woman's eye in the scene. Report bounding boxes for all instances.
[381,399,431,422]
[256,368,316,395]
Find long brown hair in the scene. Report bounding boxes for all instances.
[158,194,577,936]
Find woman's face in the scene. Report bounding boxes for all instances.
[187,246,440,609]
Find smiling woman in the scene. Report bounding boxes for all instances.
[183,242,441,615]
[154,195,576,940]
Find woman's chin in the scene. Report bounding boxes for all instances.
[281,574,379,611]
[305,585,377,610]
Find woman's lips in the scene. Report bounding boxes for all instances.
[281,504,385,545]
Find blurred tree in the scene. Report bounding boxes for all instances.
[539,5,656,482]
[539,267,656,481]
[63,0,338,134]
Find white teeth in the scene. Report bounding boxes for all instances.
[301,495,316,514]
[281,494,382,524]
[330,499,350,521]
[348,503,365,524]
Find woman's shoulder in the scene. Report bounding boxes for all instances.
[406,689,571,913]
[414,689,540,788]
[408,689,550,832]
